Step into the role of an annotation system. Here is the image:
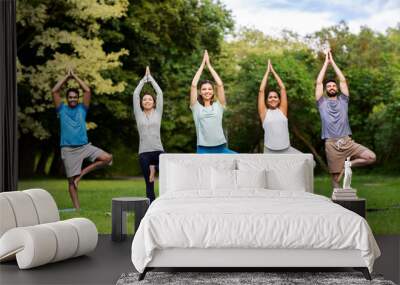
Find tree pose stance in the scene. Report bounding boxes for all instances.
[315,50,376,188]
[133,66,164,202]
[52,68,112,210]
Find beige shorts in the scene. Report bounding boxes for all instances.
[325,136,369,174]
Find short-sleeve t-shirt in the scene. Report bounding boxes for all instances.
[57,103,88,147]
[317,94,352,139]
[191,101,227,147]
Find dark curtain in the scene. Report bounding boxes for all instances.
[0,0,18,192]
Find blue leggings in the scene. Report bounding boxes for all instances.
[197,144,237,154]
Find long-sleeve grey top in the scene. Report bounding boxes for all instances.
[133,75,164,154]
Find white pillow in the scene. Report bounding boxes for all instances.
[237,159,307,191]
[266,161,306,191]
[211,168,237,190]
[166,159,236,192]
[236,169,267,189]
[168,162,211,191]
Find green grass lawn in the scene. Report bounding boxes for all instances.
[18,178,157,234]
[18,175,400,234]
[314,174,400,235]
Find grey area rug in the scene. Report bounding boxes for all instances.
[116,272,396,285]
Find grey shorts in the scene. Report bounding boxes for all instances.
[61,143,106,178]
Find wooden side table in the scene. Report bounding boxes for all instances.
[332,198,366,218]
[111,197,150,242]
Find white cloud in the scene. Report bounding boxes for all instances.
[333,0,400,16]
[348,7,400,33]
[228,6,335,37]
[222,0,400,36]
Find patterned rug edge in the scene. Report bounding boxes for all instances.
[116,271,396,285]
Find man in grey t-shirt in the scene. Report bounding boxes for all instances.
[315,50,376,188]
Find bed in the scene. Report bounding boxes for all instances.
[131,154,380,280]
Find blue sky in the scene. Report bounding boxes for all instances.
[222,0,400,36]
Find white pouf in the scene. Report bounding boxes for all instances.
[0,189,98,269]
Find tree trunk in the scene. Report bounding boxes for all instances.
[35,144,51,176]
[292,125,330,173]
[49,147,64,177]
[18,135,37,178]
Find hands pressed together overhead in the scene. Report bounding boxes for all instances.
[66,66,77,80]
[145,66,151,81]
[324,48,335,65]
[202,50,212,69]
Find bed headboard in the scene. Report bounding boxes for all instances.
[159,154,314,196]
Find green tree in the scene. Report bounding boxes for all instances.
[368,26,400,168]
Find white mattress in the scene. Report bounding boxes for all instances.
[131,190,380,273]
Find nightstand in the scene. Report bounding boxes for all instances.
[111,197,150,242]
[332,198,366,218]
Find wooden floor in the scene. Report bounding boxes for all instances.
[0,235,398,285]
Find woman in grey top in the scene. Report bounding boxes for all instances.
[258,60,300,154]
[133,67,164,202]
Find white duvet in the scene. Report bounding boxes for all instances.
[131,190,380,273]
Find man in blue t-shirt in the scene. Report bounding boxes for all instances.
[315,50,375,188]
[52,68,112,210]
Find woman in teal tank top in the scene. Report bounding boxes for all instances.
[189,50,236,154]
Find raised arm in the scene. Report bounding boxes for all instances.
[70,69,91,108]
[329,51,349,96]
[132,75,147,118]
[190,53,206,107]
[270,61,287,116]
[51,71,70,108]
[205,50,226,106]
[315,52,329,101]
[147,72,163,114]
[258,60,270,122]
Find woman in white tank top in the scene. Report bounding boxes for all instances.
[258,60,301,154]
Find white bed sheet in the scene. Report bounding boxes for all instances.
[131,190,380,273]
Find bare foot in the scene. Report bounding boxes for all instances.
[149,165,156,183]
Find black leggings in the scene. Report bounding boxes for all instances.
[139,151,163,203]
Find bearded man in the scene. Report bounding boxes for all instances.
[315,50,376,188]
